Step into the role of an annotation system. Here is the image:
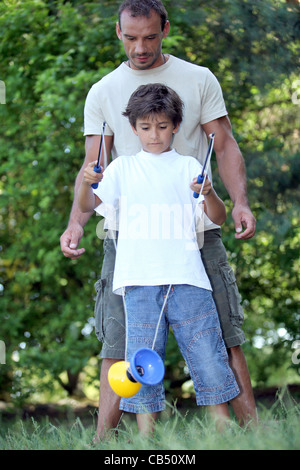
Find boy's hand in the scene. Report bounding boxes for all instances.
[83,161,103,186]
[190,176,212,196]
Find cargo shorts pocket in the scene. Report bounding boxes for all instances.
[94,278,105,342]
[219,262,244,327]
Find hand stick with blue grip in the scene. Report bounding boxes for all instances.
[193,132,215,198]
[92,121,106,189]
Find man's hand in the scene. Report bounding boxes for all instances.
[232,204,256,239]
[60,222,85,259]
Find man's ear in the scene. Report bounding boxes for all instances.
[163,20,170,39]
[116,22,122,40]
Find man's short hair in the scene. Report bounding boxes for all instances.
[123,83,184,129]
[118,0,168,31]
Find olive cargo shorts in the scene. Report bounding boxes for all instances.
[94,229,246,359]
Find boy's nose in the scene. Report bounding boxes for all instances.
[150,128,158,140]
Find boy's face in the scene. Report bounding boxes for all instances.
[132,113,180,154]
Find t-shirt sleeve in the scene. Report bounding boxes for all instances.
[92,159,120,218]
[83,83,113,136]
[200,69,228,125]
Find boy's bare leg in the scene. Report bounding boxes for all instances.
[208,403,231,432]
[136,412,158,437]
[227,345,258,425]
[94,358,123,442]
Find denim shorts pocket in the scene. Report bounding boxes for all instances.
[219,262,244,327]
[94,278,105,342]
[125,286,138,296]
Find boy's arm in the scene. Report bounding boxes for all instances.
[78,161,102,213]
[190,177,226,226]
[203,188,226,226]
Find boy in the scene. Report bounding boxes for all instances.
[78,84,239,434]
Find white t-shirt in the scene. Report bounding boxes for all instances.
[84,54,227,230]
[93,149,213,295]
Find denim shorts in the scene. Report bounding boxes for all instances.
[94,229,245,358]
[119,285,240,413]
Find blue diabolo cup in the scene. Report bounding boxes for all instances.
[129,348,165,385]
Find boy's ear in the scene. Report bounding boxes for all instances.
[173,123,180,134]
[131,124,138,135]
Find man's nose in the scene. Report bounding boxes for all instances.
[135,39,147,55]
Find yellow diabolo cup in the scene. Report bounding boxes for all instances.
[108,361,141,398]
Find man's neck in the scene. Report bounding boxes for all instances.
[127,53,168,70]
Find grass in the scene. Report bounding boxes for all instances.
[1,394,300,451]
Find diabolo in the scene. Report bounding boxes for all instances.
[108,348,165,398]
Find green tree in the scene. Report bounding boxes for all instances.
[0,0,121,401]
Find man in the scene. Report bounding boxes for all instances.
[60,0,257,440]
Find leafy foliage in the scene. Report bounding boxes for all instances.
[0,0,299,404]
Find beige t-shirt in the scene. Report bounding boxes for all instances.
[84,55,228,231]
[84,55,227,166]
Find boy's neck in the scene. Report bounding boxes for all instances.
[142,146,172,155]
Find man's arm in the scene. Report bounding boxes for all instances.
[60,135,113,259]
[202,116,256,239]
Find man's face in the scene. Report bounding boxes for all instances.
[116,10,170,70]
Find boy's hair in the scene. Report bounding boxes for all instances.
[118,0,168,31]
[123,83,184,129]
